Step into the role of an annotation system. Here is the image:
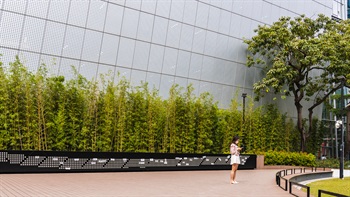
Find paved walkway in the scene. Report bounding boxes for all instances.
[0,169,293,197]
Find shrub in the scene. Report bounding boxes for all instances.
[316,158,350,169]
[263,151,316,167]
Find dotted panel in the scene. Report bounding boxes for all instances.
[21,156,46,166]
[39,156,68,168]
[59,158,89,170]
[8,154,25,164]
[103,158,126,169]
[177,157,204,167]
[0,151,9,162]
[240,156,250,165]
[214,156,231,165]
[200,156,219,166]
[147,158,178,167]
[82,158,109,169]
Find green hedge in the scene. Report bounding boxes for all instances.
[316,159,350,169]
[263,151,316,167]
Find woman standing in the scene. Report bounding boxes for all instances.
[230,136,242,184]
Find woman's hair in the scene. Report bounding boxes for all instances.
[232,136,239,144]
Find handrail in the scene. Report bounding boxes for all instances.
[289,181,310,197]
[318,189,349,197]
[275,167,336,197]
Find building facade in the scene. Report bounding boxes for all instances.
[0,0,342,110]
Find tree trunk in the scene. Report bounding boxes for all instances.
[307,108,314,152]
[296,102,306,152]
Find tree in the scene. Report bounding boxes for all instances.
[244,14,350,152]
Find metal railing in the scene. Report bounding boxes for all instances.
[318,190,349,197]
[289,181,310,197]
[276,167,349,197]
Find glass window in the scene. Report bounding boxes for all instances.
[97,64,115,79]
[121,8,139,38]
[39,54,60,75]
[141,0,156,14]
[179,24,194,51]
[222,61,236,85]
[166,21,181,48]
[81,30,103,62]
[114,67,131,83]
[204,31,217,56]
[245,66,256,88]
[0,12,24,49]
[42,22,66,56]
[221,85,235,108]
[183,0,197,25]
[59,58,80,80]
[192,28,205,53]
[159,75,175,99]
[130,70,147,87]
[62,26,85,59]
[3,0,27,13]
[198,81,212,95]
[234,64,246,87]
[137,12,154,42]
[79,61,98,81]
[229,14,242,38]
[68,1,89,27]
[18,52,40,73]
[201,56,215,82]
[116,37,135,68]
[170,0,185,21]
[26,0,49,18]
[156,0,171,17]
[146,72,161,90]
[195,2,209,29]
[175,77,188,89]
[218,10,231,35]
[100,34,119,65]
[20,17,46,53]
[48,0,70,23]
[133,41,151,70]
[87,1,107,31]
[109,0,125,6]
[176,51,191,78]
[152,17,168,45]
[125,0,141,10]
[148,44,164,73]
[221,0,233,12]
[162,48,178,75]
[215,34,228,59]
[207,6,220,32]
[188,53,203,80]
[105,4,124,35]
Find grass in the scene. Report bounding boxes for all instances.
[305,177,350,197]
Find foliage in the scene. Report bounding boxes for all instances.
[0,55,325,154]
[244,14,350,151]
[262,151,316,167]
[316,158,350,169]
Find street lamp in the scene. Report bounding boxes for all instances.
[339,79,345,179]
[242,93,247,123]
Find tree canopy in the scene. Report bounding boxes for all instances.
[244,14,350,151]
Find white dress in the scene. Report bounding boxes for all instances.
[230,143,240,165]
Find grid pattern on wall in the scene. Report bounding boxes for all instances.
[0,0,333,108]
[0,151,254,172]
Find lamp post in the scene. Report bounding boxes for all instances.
[340,79,345,179]
[242,93,247,123]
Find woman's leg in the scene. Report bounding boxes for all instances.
[232,164,238,182]
[230,164,235,184]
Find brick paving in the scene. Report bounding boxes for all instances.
[0,169,293,197]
